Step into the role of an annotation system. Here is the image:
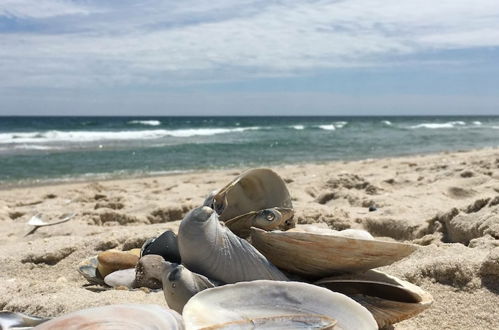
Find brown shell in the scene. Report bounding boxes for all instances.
[209,168,294,236]
[250,227,418,278]
[316,270,433,328]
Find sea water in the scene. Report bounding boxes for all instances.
[0,116,498,186]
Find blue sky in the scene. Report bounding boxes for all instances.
[1,0,499,115]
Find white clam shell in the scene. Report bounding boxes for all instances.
[250,227,418,278]
[182,280,377,330]
[178,207,288,283]
[33,304,184,329]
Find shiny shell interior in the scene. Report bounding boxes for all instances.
[182,280,377,330]
[77,256,106,286]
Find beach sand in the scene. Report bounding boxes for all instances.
[1,147,499,329]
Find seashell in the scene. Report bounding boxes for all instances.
[206,168,294,237]
[33,304,184,329]
[182,280,377,329]
[316,270,433,328]
[178,206,288,283]
[25,213,76,236]
[0,311,49,329]
[162,263,218,314]
[224,207,295,238]
[290,224,375,240]
[97,249,139,278]
[77,256,106,286]
[250,227,418,278]
[140,230,181,264]
[104,268,135,288]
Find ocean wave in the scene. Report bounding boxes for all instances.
[319,124,336,130]
[0,127,260,144]
[409,121,466,129]
[382,120,392,126]
[291,125,305,130]
[13,145,61,150]
[334,121,347,128]
[472,121,482,126]
[128,120,161,126]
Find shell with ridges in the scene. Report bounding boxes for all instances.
[178,207,288,284]
[250,227,418,278]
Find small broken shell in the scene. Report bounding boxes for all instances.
[182,280,377,329]
[250,227,418,278]
[33,304,184,329]
[208,168,294,236]
[224,207,295,238]
[0,311,49,329]
[77,256,106,286]
[25,213,76,236]
[316,270,433,328]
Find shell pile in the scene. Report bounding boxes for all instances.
[8,168,433,329]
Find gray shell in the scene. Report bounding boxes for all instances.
[178,206,288,283]
[162,264,217,314]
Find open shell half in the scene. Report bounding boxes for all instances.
[182,280,377,329]
[250,227,418,278]
[316,270,433,328]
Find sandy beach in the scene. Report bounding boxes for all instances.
[1,147,499,329]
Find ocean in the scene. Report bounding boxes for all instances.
[0,116,498,186]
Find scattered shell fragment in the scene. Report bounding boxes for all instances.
[178,206,288,283]
[25,213,76,236]
[162,264,217,314]
[206,168,295,236]
[182,280,377,330]
[251,227,418,278]
[134,255,172,289]
[316,270,433,328]
[0,311,49,329]
[33,304,184,329]
[77,256,105,286]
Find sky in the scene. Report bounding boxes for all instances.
[1,0,499,116]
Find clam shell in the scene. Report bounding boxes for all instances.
[209,168,294,236]
[77,256,106,286]
[33,304,184,329]
[316,270,433,328]
[162,264,217,314]
[0,311,49,329]
[182,280,377,329]
[224,207,295,238]
[178,207,288,284]
[250,227,418,278]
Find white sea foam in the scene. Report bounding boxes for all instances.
[128,120,161,126]
[14,145,60,150]
[472,121,482,126]
[319,124,336,130]
[334,121,347,128]
[410,121,466,129]
[382,120,392,126]
[292,125,305,130]
[0,127,260,144]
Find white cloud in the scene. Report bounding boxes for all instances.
[0,0,498,88]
